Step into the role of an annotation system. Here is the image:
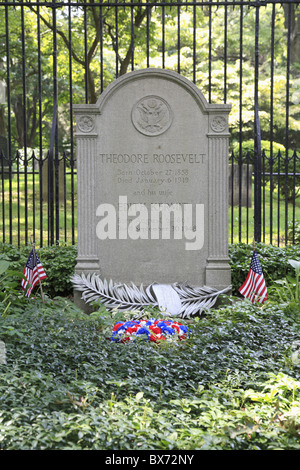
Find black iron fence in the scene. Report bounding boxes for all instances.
[0,0,299,247]
[0,150,76,246]
[229,148,300,245]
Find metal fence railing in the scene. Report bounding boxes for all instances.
[0,0,299,246]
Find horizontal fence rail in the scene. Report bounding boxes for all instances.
[0,0,299,247]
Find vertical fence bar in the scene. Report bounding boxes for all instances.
[224,3,227,104]
[37,1,44,246]
[54,0,60,245]
[54,140,59,244]
[68,4,76,245]
[17,151,20,246]
[208,2,212,103]
[277,150,281,246]
[192,4,196,83]
[32,151,36,243]
[162,3,165,69]
[115,0,119,78]
[230,151,234,243]
[63,152,67,243]
[84,4,88,103]
[49,1,58,246]
[130,0,134,71]
[100,0,104,93]
[147,2,150,68]
[1,154,4,243]
[262,149,266,243]
[246,150,250,244]
[21,4,28,246]
[292,150,297,243]
[238,4,243,241]
[285,2,291,244]
[254,3,262,243]
[5,4,13,244]
[177,3,181,74]
[269,3,275,245]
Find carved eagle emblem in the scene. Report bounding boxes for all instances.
[136,98,168,133]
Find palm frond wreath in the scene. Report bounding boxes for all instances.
[71,273,231,318]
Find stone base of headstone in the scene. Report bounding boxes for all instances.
[73,290,94,314]
[205,258,232,291]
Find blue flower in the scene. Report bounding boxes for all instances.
[158,323,175,335]
[179,325,189,333]
[136,327,150,338]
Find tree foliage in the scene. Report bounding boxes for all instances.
[0,2,299,153]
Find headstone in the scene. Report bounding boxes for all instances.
[74,69,231,308]
[0,340,6,365]
[229,164,252,207]
[0,82,9,179]
[0,80,5,105]
[0,135,9,179]
[40,160,65,202]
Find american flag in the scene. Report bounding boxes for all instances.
[21,249,47,298]
[239,249,268,304]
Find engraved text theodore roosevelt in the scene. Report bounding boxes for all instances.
[98,153,206,164]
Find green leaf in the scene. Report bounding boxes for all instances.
[0,260,10,276]
[288,259,300,275]
[135,392,144,401]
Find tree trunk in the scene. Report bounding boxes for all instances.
[283,4,300,71]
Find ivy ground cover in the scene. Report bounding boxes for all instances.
[0,296,300,450]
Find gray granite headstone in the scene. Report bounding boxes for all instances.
[0,135,9,178]
[74,69,231,305]
[40,160,65,202]
[0,340,6,365]
[229,164,252,207]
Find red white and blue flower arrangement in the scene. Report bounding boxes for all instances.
[110,318,191,343]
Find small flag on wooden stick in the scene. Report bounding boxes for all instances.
[21,239,46,300]
[239,245,268,304]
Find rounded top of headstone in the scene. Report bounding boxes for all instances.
[95,68,231,115]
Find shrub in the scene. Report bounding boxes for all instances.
[288,220,300,245]
[0,243,77,297]
[37,245,77,297]
[229,243,300,296]
[1,242,300,299]
[0,297,300,449]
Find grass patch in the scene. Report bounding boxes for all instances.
[229,181,300,245]
[0,171,77,245]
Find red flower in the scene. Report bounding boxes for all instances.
[149,325,161,335]
[126,326,138,334]
[150,333,166,342]
[172,324,180,333]
[121,336,130,343]
[113,322,124,331]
